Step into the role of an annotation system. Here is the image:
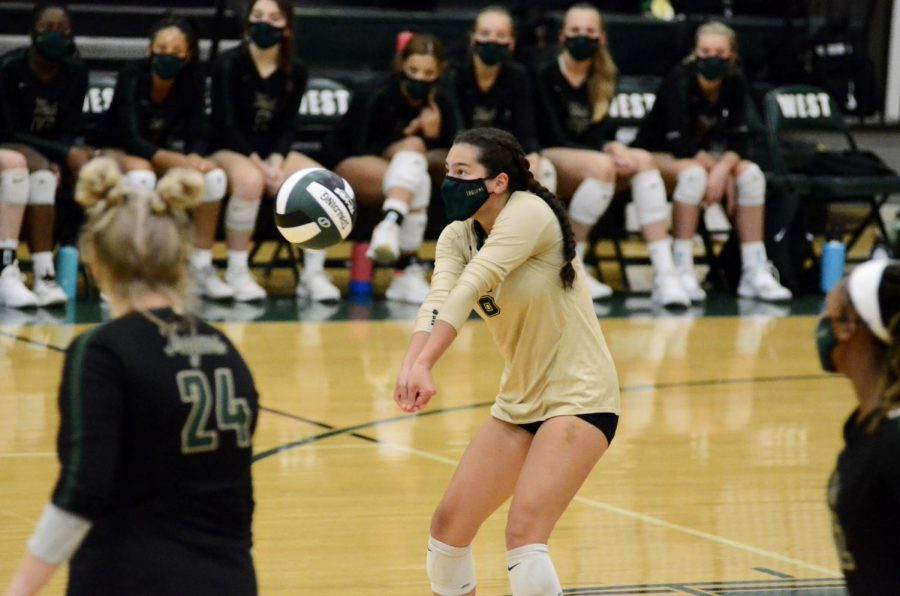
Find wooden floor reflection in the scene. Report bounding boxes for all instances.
[0,313,850,594]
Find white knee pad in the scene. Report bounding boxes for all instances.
[673,165,706,206]
[427,536,476,596]
[203,168,228,202]
[123,170,157,192]
[225,195,261,232]
[28,170,57,205]
[410,170,431,210]
[399,210,427,252]
[537,157,557,195]
[382,150,427,196]
[631,169,669,227]
[568,178,615,226]
[0,168,29,206]
[736,162,765,207]
[506,544,562,596]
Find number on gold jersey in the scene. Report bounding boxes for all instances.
[177,368,252,454]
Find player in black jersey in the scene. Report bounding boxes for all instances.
[532,4,688,306]
[321,33,463,304]
[208,0,337,302]
[445,7,546,180]
[0,3,91,308]
[817,259,900,594]
[634,22,791,302]
[87,17,242,303]
[4,158,259,596]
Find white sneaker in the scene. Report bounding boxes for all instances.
[191,265,234,300]
[0,262,38,308]
[584,271,613,300]
[651,271,690,309]
[296,271,341,302]
[225,268,267,302]
[677,268,707,302]
[737,263,793,302]
[367,219,400,265]
[385,263,431,304]
[32,272,68,307]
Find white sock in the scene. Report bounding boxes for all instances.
[227,250,249,272]
[32,251,55,277]
[191,249,213,269]
[647,238,675,276]
[741,241,767,272]
[673,239,694,271]
[303,249,327,276]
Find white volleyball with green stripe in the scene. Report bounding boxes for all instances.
[274,168,357,249]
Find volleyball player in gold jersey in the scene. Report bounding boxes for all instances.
[394,127,620,596]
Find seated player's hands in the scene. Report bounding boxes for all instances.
[403,117,422,137]
[186,153,216,174]
[403,362,436,413]
[694,150,718,170]
[419,101,442,139]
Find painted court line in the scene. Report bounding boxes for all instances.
[366,439,842,578]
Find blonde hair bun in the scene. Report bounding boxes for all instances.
[156,168,205,212]
[75,157,125,208]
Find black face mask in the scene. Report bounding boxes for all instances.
[249,21,284,49]
[151,53,186,81]
[474,41,509,66]
[564,35,599,62]
[403,75,434,103]
[695,56,728,81]
[32,31,74,63]
[441,176,492,221]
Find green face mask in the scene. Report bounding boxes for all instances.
[151,53,186,81]
[564,35,599,62]
[33,31,73,63]
[695,56,728,81]
[474,41,509,66]
[403,75,434,103]
[441,176,491,221]
[815,317,838,373]
[249,21,284,49]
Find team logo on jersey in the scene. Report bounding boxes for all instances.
[471,105,497,128]
[478,295,500,317]
[31,98,58,132]
[253,92,277,132]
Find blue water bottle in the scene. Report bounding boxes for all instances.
[820,231,845,293]
[55,245,79,301]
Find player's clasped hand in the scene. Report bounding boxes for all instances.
[395,362,436,413]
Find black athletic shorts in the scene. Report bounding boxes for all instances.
[517,413,618,444]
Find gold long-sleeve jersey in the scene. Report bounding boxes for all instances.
[415,190,620,424]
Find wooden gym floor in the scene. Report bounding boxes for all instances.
[0,295,852,595]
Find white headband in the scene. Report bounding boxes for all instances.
[848,259,890,343]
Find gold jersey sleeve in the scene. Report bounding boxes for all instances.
[414,191,620,423]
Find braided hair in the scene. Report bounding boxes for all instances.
[453,127,576,290]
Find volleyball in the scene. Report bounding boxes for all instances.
[274,168,357,249]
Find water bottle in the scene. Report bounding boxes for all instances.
[349,242,373,297]
[55,245,79,301]
[820,232,845,293]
